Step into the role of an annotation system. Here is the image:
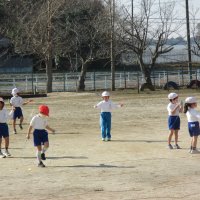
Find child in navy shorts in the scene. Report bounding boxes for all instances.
[27,105,55,167]
[0,97,13,158]
[167,93,183,149]
[184,97,200,154]
[94,91,123,141]
[10,88,32,134]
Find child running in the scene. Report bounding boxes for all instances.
[184,97,200,154]
[94,91,123,141]
[167,92,183,149]
[27,105,55,167]
[10,87,32,134]
[0,97,13,158]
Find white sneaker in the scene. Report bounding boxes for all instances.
[102,138,105,141]
[0,151,6,158]
[190,149,200,154]
[4,150,11,157]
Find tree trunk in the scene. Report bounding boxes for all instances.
[78,61,90,91]
[139,63,155,91]
[46,58,53,93]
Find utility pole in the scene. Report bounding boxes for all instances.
[110,0,115,91]
[185,0,192,81]
[46,0,53,93]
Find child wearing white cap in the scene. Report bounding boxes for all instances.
[0,97,13,158]
[184,97,200,154]
[10,88,32,134]
[167,93,183,149]
[94,91,123,141]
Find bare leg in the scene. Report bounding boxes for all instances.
[192,136,198,149]
[174,130,179,145]
[168,130,174,145]
[4,137,9,149]
[12,119,17,133]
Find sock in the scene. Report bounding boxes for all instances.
[36,151,41,163]
[42,146,48,154]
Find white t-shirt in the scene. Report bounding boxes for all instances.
[0,108,11,123]
[186,108,200,122]
[95,100,121,112]
[10,96,23,107]
[30,114,48,130]
[167,102,180,116]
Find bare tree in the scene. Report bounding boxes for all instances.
[54,0,110,91]
[118,0,182,90]
[191,8,200,57]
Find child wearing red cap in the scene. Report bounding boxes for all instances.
[27,105,55,167]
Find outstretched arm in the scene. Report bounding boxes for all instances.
[23,99,33,105]
[46,125,55,134]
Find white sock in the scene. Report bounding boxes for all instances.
[36,151,41,163]
[42,146,48,154]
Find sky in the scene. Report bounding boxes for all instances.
[117,0,200,38]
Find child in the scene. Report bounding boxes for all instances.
[184,97,200,154]
[94,91,123,141]
[10,87,32,134]
[167,92,183,149]
[0,97,12,158]
[27,105,55,167]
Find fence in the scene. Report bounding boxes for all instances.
[0,69,200,93]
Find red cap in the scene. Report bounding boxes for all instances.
[39,105,49,116]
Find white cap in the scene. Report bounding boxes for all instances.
[102,91,110,97]
[0,97,4,102]
[11,88,19,95]
[185,97,197,104]
[168,92,178,100]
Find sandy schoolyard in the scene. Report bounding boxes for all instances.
[1,89,200,200]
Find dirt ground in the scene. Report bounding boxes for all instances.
[1,89,200,200]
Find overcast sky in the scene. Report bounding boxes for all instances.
[118,0,200,38]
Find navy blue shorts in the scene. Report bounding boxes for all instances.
[13,107,23,119]
[168,116,180,130]
[188,122,200,137]
[0,123,9,138]
[33,129,49,146]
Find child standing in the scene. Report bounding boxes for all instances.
[0,97,12,158]
[94,91,123,141]
[184,97,200,154]
[10,88,32,134]
[27,105,55,167]
[167,92,183,149]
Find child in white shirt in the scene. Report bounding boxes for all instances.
[10,88,32,134]
[27,105,55,167]
[167,93,183,149]
[94,91,123,141]
[0,97,13,158]
[184,97,200,154]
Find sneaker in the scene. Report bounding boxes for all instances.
[174,144,181,149]
[41,153,46,160]
[13,129,17,134]
[0,151,6,158]
[168,144,173,149]
[107,138,111,141]
[4,150,11,157]
[38,161,45,167]
[102,138,105,141]
[190,149,200,154]
[19,124,23,130]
